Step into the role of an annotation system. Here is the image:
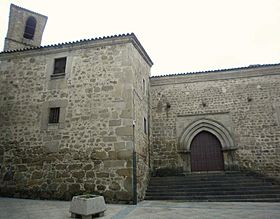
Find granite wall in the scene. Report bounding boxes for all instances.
[130,44,151,201]
[150,66,280,179]
[0,36,152,203]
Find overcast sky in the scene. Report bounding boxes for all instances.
[1,0,280,76]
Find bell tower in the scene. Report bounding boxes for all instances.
[4,4,48,51]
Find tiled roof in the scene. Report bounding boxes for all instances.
[151,63,280,78]
[1,33,153,66]
[1,33,131,54]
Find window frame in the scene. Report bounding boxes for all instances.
[41,100,67,130]
[53,57,67,74]
[50,57,67,79]
[48,107,60,124]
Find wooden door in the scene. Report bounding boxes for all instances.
[191,131,224,172]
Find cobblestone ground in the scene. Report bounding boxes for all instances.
[0,198,280,219]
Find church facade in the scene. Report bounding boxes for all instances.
[0,4,279,203]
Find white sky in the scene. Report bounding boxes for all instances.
[1,0,280,76]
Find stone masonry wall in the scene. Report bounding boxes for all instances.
[0,39,151,203]
[150,66,280,179]
[129,44,151,201]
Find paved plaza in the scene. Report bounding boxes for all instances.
[0,197,280,219]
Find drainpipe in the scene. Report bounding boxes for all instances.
[132,124,137,205]
[147,80,151,170]
[132,89,137,205]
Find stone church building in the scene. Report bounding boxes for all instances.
[0,4,279,203]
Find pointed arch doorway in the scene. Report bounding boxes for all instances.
[190,131,224,172]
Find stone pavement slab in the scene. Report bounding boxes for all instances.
[0,197,280,219]
[0,197,125,219]
[127,201,280,219]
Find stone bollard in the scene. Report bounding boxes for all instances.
[69,195,106,219]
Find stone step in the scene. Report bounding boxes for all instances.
[145,193,280,200]
[153,171,251,178]
[148,181,273,188]
[149,174,272,181]
[145,196,280,202]
[146,189,280,196]
[150,175,268,183]
[145,171,280,202]
[146,185,280,193]
[152,173,251,179]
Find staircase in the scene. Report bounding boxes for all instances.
[145,171,280,202]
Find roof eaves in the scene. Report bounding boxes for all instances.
[151,63,280,78]
[0,33,153,67]
[0,33,134,54]
[129,33,153,67]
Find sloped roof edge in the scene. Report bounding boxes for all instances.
[151,63,280,78]
[1,33,153,66]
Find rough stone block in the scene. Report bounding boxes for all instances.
[102,85,113,91]
[68,164,82,170]
[92,151,108,160]
[109,119,121,126]
[17,164,28,172]
[120,109,132,118]
[84,183,96,191]
[85,171,95,178]
[97,184,106,191]
[96,172,109,178]
[117,150,132,159]
[31,171,43,179]
[124,177,132,193]
[72,171,85,178]
[115,126,133,136]
[69,195,106,217]
[103,136,117,142]
[104,160,126,168]
[43,140,59,153]
[83,164,93,171]
[56,164,68,170]
[69,184,80,192]
[116,168,132,177]
[109,182,121,191]
[114,142,126,150]
[115,191,132,201]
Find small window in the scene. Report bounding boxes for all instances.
[144,117,147,134]
[53,57,67,74]
[49,107,60,124]
[23,16,36,39]
[143,79,146,95]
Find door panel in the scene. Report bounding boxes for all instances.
[191,131,224,172]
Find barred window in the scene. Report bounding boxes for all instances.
[49,107,60,124]
[53,57,67,74]
[23,16,36,39]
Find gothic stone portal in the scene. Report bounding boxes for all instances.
[178,118,237,172]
